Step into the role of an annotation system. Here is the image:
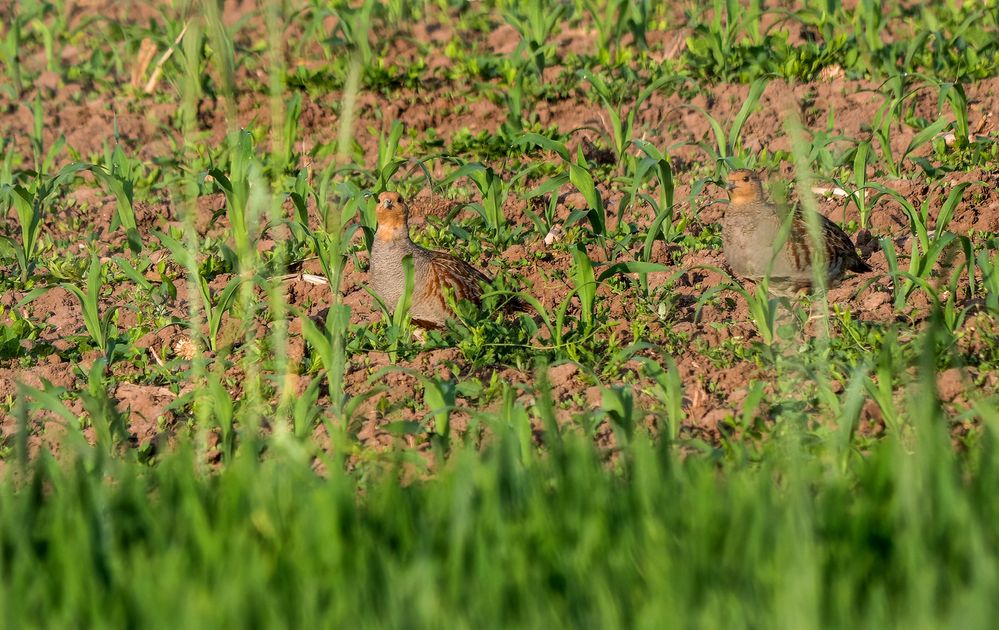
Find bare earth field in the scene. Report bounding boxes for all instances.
[1,0,998,464]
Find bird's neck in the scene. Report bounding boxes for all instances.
[728,192,766,208]
[375,218,410,244]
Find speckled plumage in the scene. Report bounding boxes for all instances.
[369,192,527,328]
[721,169,871,293]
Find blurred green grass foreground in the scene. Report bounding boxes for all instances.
[3,362,999,627]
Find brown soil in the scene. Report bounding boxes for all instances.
[1,2,997,461]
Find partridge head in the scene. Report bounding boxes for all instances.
[374,191,408,241]
[726,168,767,205]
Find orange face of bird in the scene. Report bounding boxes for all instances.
[726,169,765,205]
[375,192,408,241]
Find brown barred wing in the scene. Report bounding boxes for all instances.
[424,253,491,312]
[425,252,533,316]
[820,215,872,273]
[787,216,814,276]
[789,212,871,280]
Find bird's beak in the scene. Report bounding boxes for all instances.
[725,182,737,190]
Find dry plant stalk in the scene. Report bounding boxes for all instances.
[144,23,189,94]
[131,38,158,89]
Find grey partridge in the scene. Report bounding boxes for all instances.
[369,192,528,329]
[721,169,871,293]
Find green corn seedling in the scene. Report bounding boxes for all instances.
[570,245,597,333]
[301,311,383,438]
[292,377,323,439]
[640,355,684,441]
[206,369,236,461]
[1,162,88,282]
[30,95,68,176]
[850,0,888,73]
[203,0,237,123]
[848,140,875,228]
[519,133,611,236]
[0,12,23,98]
[77,146,144,253]
[155,231,243,352]
[373,119,405,190]
[629,140,679,293]
[978,240,999,313]
[61,255,118,361]
[692,265,781,345]
[444,161,534,245]
[938,81,970,149]
[582,0,655,61]
[680,77,768,170]
[502,0,566,77]
[871,84,950,177]
[387,367,457,452]
[332,0,376,67]
[602,385,636,451]
[274,91,303,175]
[875,182,976,309]
[578,69,673,165]
[209,130,257,255]
[80,359,130,456]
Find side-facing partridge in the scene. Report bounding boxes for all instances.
[369,192,527,329]
[721,169,871,293]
